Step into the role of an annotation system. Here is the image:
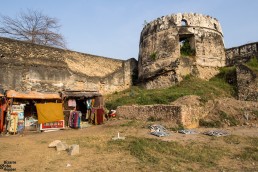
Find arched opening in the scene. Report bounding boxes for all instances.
[181,19,188,26]
[214,23,217,30]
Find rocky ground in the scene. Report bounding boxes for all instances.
[0,119,257,172]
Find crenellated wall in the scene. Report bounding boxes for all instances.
[138,13,226,89]
[226,42,258,66]
[0,37,137,94]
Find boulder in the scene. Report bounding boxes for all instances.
[56,142,69,151]
[68,144,79,156]
[48,140,62,148]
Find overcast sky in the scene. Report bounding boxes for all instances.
[1,0,257,60]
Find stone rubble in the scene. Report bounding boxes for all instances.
[48,140,79,156]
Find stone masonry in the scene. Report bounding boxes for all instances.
[226,42,258,66]
[138,13,226,89]
[236,65,258,101]
[116,97,206,129]
[0,37,137,95]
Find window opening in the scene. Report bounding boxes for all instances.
[179,35,196,56]
[214,23,217,30]
[181,19,188,26]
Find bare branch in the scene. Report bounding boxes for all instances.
[0,9,66,48]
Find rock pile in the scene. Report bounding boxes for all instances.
[48,140,79,156]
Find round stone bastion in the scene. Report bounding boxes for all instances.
[138,13,226,89]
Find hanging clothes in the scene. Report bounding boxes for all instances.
[91,108,104,125]
[68,99,76,107]
[69,111,81,128]
[96,108,104,125]
[86,99,92,110]
[9,113,18,133]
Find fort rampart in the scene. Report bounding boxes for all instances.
[0,37,137,94]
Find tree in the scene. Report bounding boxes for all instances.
[0,9,66,48]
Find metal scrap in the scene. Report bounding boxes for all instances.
[203,130,230,137]
[149,124,169,137]
[178,129,198,134]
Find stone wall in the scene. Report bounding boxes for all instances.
[236,65,258,101]
[226,42,258,66]
[116,98,205,128]
[0,37,138,94]
[138,13,226,89]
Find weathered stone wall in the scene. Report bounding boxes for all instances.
[0,37,137,94]
[138,13,226,89]
[116,100,205,128]
[116,104,181,122]
[226,42,258,66]
[236,65,258,101]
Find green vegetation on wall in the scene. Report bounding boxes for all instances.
[180,39,196,56]
[245,57,258,72]
[149,51,157,61]
[105,74,236,110]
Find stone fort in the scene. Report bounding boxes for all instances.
[0,13,256,95]
[138,13,226,89]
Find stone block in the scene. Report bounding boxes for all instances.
[48,140,61,148]
[56,142,69,151]
[68,144,79,156]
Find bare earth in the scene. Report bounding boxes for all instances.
[0,119,257,172]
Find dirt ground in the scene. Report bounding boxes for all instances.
[0,119,257,172]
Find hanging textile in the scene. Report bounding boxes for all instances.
[86,99,92,109]
[68,99,76,107]
[96,108,104,125]
[36,103,64,124]
[9,113,18,133]
[69,111,81,128]
[91,108,104,125]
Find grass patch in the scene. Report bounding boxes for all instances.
[200,111,239,127]
[109,137,227,169]
[238,147,258,161]
[245,57,258,72]
[147,116,162,122]
[199,119,222,128]
[169,124,185,131]
[253,110,258,117]
[105,76,235,110]
[219,111,239,126]
[120,120,140,127]
[223,135,241,145]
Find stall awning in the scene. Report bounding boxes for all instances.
[6,90,61,99]
[61,90,101,98]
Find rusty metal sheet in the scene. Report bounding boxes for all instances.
[6,90,61,99]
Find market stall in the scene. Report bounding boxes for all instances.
[60,90,104,128]
[6,90,63,133]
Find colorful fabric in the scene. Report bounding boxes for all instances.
[36,103,64,124]
[96,108,104,125]
[69,111,81,128]
[86,99,92,109]
[9,113,18,133]
[91,108,104,125]
[91,99,95,108]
